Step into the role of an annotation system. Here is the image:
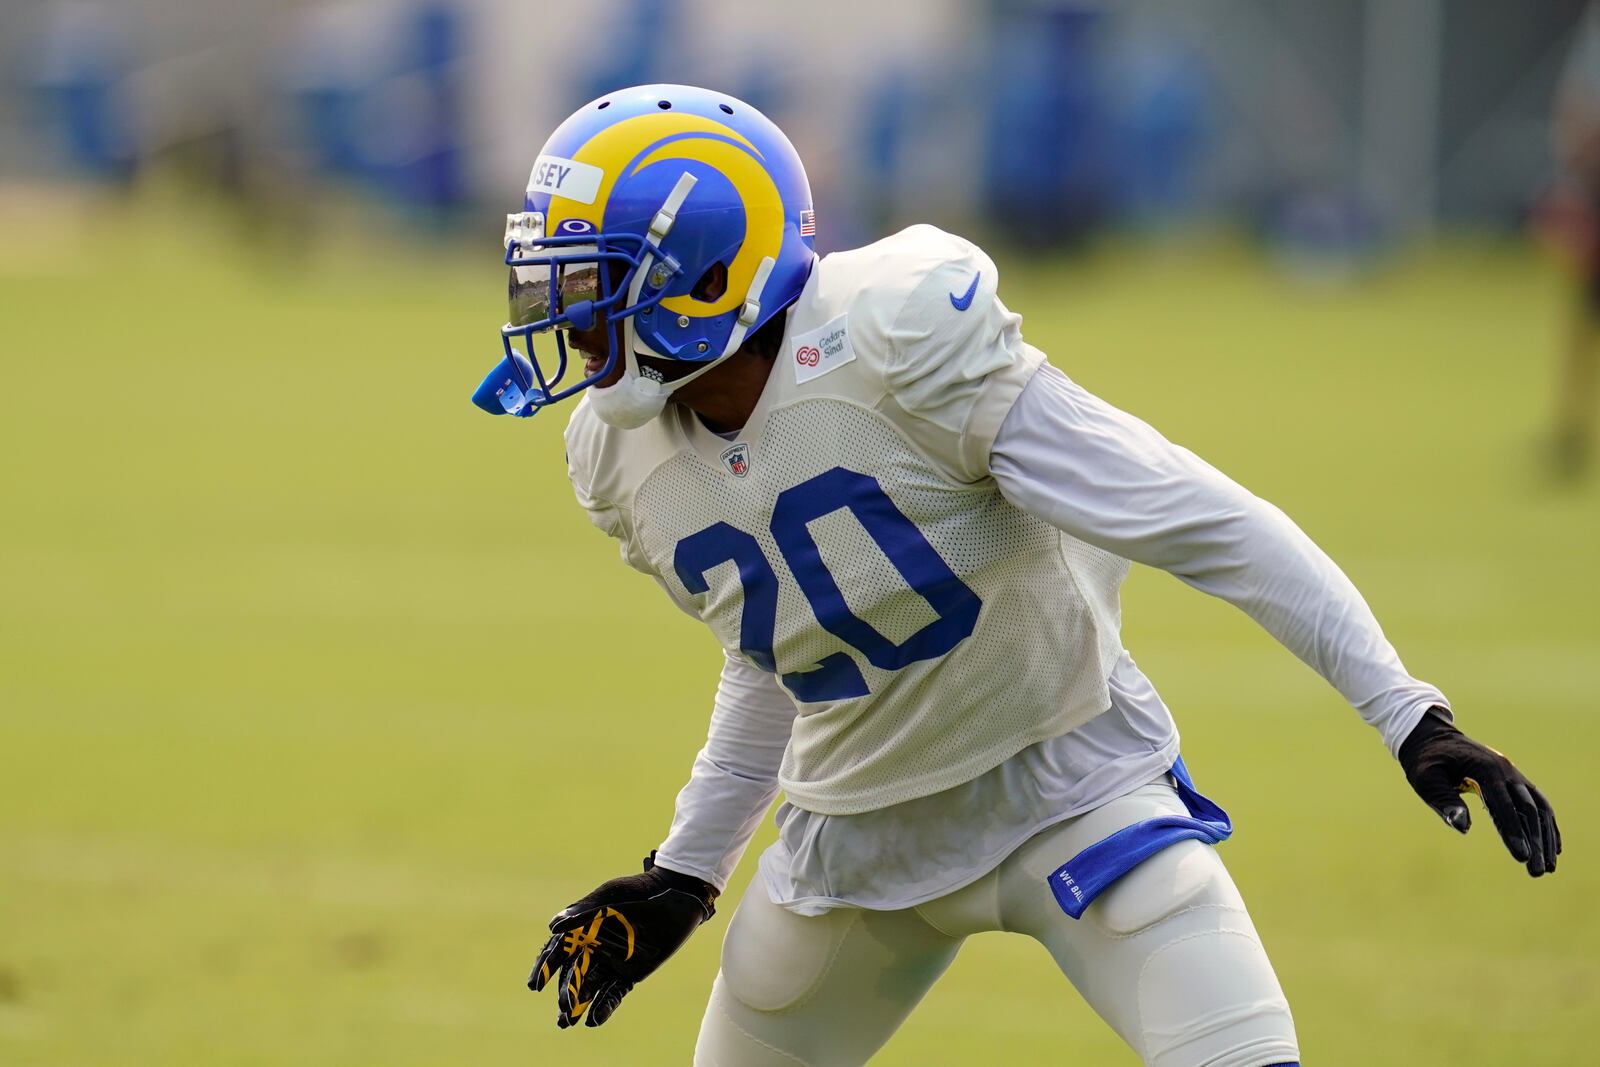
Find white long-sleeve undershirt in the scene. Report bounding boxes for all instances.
[654,650,794,890]
[655,363,1447,908]
[991,363,1447,758]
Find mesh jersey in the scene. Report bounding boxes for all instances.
[565,225,1130,815]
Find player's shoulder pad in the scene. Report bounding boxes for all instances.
[812,224,997,341]
[820,226,1033,435]
[821,224,1018,380]
[563,395,675,515]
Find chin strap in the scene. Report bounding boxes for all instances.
[649,172,699,246]
[719,255,777,359]
[636,253,778,398]
[589,247,780,427]
[627,170,698,316]
[617,171,700,390]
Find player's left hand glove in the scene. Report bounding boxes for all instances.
[1399,707,1561,877]
[527,852,717,1029]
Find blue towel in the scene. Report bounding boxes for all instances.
[1048,757,1233,920]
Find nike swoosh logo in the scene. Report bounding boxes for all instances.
[949,271,980,311]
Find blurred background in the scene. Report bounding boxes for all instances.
[2,1,1598,1064]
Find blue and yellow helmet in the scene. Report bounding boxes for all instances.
[473,84,816,420]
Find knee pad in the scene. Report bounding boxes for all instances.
[720,890,858,1014]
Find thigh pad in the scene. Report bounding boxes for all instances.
[1088,838,1245,937]
[720,890,858,1014]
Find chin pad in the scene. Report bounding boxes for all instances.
[471,353,539,417]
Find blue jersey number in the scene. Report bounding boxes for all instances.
[672,467,981,702]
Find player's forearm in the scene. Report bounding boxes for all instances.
[654,653,796,890]
[991,363,1445,755]
[1165,491,1448,754]
[655,752,782,889]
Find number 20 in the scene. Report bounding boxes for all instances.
[673,467,982,702]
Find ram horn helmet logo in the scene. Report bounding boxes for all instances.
[720,443,751,478]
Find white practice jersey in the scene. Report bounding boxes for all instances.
[569,226,1448,911]
[565,225,1131,815]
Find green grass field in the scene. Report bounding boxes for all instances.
[2,199,1596,1065]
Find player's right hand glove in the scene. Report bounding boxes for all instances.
[1399,707,1561,877]
[527,852,717,1029]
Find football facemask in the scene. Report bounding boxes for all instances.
[472,209,679,418]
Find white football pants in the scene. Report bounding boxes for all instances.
[694,779,1299,1067]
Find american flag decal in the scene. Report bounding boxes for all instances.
[799,209,816,237]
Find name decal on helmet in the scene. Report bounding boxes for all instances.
[790,314,854,385]
[527,154,605,205]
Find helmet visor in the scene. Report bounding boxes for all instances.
[508,260,602,330]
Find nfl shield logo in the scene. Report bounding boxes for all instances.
[720,443,750,478]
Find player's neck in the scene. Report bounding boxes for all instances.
[676,348,776,435]
[671,318,785,434]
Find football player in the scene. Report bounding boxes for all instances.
[472,85,1560,1067]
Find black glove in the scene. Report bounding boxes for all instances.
[528,852,718,1029]
[1399,707,1561,877]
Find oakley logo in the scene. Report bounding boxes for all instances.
[554,218,595,236]
[527,154,604,205]
[796,345,820,367]
[949,271,980,311]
